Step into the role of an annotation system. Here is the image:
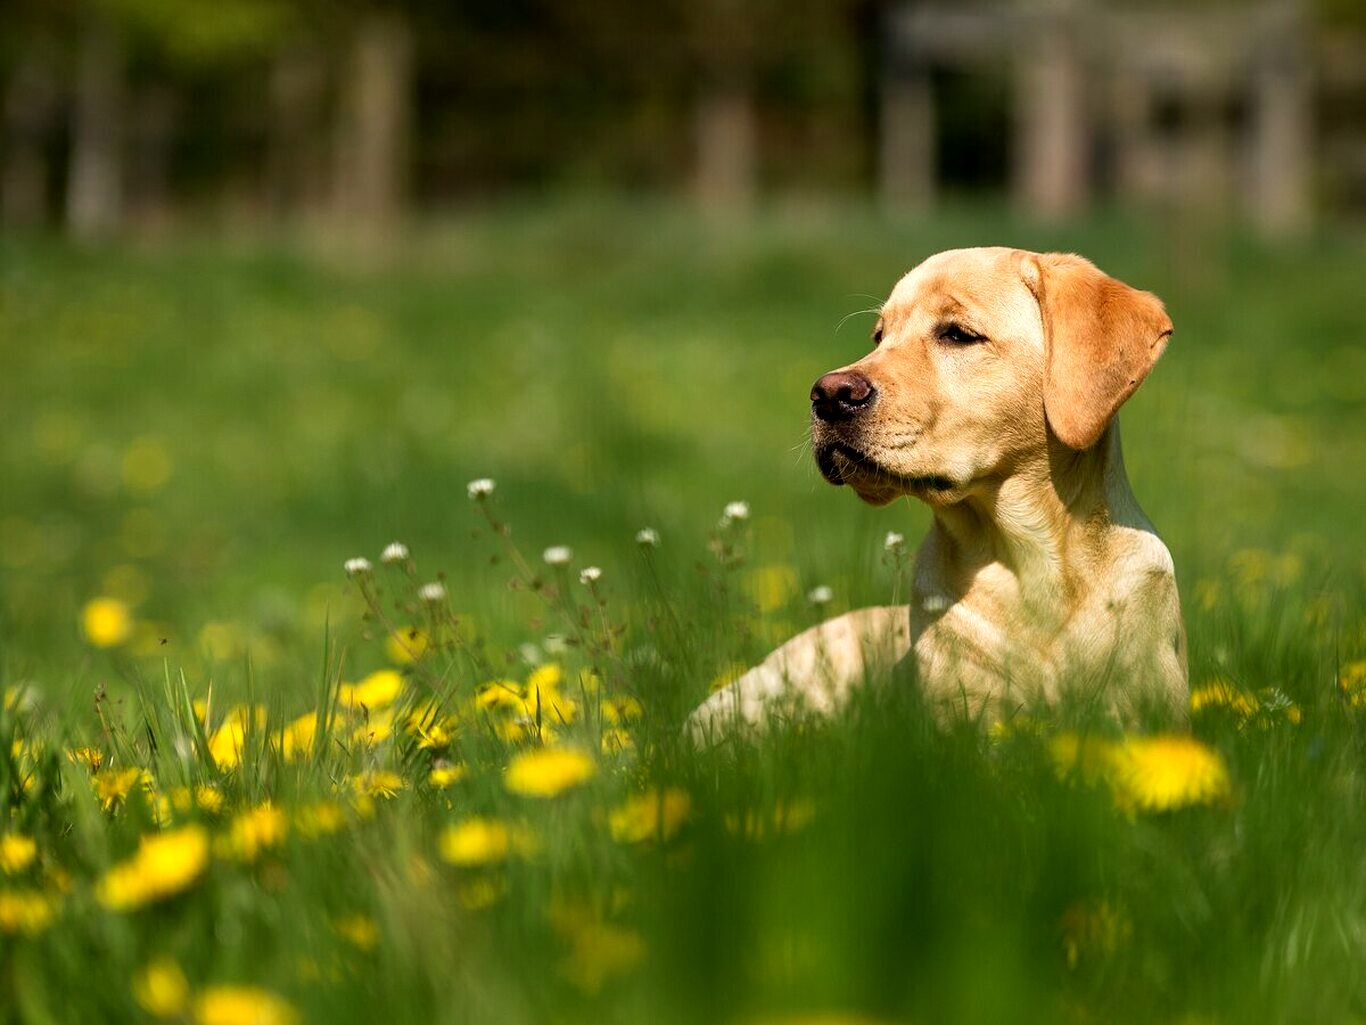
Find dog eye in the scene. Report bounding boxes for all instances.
[938,323,984,345]
[871,321,884,346]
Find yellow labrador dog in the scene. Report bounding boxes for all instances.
[691,247,1186,737]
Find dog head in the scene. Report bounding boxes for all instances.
[812,247,1173,506]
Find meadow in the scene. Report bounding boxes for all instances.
[1,201,1364,1024]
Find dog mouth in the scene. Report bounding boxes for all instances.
[816,441,954,494]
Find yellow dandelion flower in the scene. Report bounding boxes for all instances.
[475,680,525,713]
[334,914,379,951]
[601,695,644,724]
[66,746,104,772]
[279,712,318,762]
[406,702,459,749]
[1110,735,1232,812]
[82,597,133,648]
[1190,680,1259,720]
[526,663,563,693]
[439,817,533,867]
[609,789,691,844]
[351,708,394,747]
[492,717,528,743]
[217,803,288,862]
[428,763,467,789]
[98,826,210,910]
[294,801,345,839]
[208,706,266,771]
[0,888,56,934]
[521,686,579,725]
[338,669,403,711]
[193,986,297,1025]
[195,785,225,814]
[417,722,454,749]
[385,627,428,665]
[1049,732,1122,785]
[133,957,190,1017]
[168,784,223,818]
[505,746,595,798]
[92,766,147,809]
[351,770,404,799]
[0,834,37,875]
[600,727,634,756]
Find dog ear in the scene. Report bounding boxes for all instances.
[1024,253,1174,451]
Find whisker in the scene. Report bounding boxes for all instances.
[835,306,882,336]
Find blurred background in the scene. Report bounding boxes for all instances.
[5,0,1366,238]
[1,0,1364,690]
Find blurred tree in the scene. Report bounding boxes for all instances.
[687,0,761,214]
[331,5,414,238]
[0,12,62,228]
[66,12,126,239]
[57,0,294,236]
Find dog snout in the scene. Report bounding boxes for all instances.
[811,370,876,423]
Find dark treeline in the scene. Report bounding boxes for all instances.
[3,0,1366,238]
[1,0,874,237]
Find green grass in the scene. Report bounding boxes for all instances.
[1,200,1364,1023]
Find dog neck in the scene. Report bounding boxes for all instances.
[928,421,1136,602]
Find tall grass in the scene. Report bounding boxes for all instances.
[1,203,1363,1022]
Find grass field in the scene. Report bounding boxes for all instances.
[1,202,1365,1023]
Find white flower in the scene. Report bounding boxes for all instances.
[344,557,373,576]
[419,581,447,603]
[466,478,496,499]
[722,501,750,522]
[807,585,833,605]
[635,528,660,548]
[543,546,573,566]
[579,566,602,585]
[381,541,409,564]
[884,531,906,552]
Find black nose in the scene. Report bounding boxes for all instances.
[811,370,876,422]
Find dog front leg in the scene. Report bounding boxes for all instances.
[686,605,911,743]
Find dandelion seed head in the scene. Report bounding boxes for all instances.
[419,582,447,603]
[543,546,572,566]
[635,528,660,548]
[807,585,833,605]
[380,542,409,564]
[884,531,906,552]
[722,501,750,522]
[466,478,496,499]
[579,566,602,584]
[344,557,372,577]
